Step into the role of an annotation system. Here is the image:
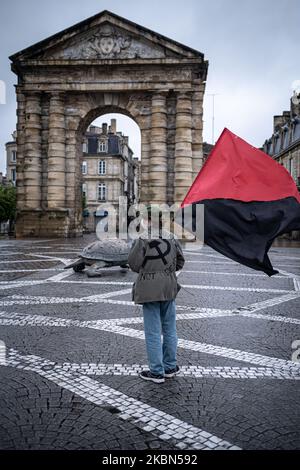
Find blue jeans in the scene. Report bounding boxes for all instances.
[142,300,178,376]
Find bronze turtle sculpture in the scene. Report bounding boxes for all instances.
[64,238,133,277]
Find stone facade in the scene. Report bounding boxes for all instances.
[81,119,140,232]
[263,93,300,239]
[5,131,17,186]
[202,142,214,164]
[10,10,208,238]
[263,94,300,189]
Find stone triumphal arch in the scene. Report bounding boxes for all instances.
[10,10,208,237]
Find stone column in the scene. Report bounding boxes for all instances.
[192,89,205,179]
[41,95,49,209]
[23,92,42,209]
[174,91,193,204]
[65,110,79,211]
[148,91,168,203]
[140,126,151,202]
[166,93,176,205]
[15,88,26,211]
[47,92,66,209]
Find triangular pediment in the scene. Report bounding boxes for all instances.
[10,10,204,62]
[32,22,180,60]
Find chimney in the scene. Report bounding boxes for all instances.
[102,123,108,134]
[291,93,300,117]
[111,118,117,134]
[282,110,291,123]
[273,115,285,132]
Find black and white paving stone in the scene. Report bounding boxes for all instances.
[0,234,300,450]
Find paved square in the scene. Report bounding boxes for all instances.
[0,235,300,450]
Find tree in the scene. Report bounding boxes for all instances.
[0,184,17,227]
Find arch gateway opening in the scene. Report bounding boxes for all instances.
[10,10,208,238]
[80,113,141,233]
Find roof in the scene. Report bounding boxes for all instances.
[263,115,300,158]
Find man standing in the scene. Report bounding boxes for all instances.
[128,207,185,383]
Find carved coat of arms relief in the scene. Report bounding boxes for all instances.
[88,28,132,58]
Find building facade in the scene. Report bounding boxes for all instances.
[263,93,300,239]
[263,94,300,188]
[1,133,17,235]
[0,172,7,186]
[10,10,208,238]
[202,142,214,164]
[5,130,17,186]
[81,118,140,231]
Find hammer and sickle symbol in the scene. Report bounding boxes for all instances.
[141,239,171,267]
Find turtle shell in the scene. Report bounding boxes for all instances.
[81,238,132,262]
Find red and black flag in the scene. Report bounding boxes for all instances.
[180,128,300,276]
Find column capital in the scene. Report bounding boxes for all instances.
[15,85,26,94]
[151,90,169,98]
[23,90,43,99]
[174,90,193,99]
[47,91,65,101]
[151,91,168,115]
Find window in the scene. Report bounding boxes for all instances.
[98,141,107,153]
[82,142,87,153]
[98,183,106,201]
[11,168,16,184]
[11,150,16,162]
[82,183,87,197]
[98,160,106,175]
[289,158,294,178]
[81,161,87,174]
[88,137,98,154]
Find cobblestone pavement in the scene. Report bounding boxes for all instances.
[0,235,300,450]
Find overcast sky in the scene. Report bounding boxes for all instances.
[0,0,299,173]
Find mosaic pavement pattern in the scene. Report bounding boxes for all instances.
[0,234,300,450]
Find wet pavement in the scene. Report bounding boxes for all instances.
[0,235,299,450]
